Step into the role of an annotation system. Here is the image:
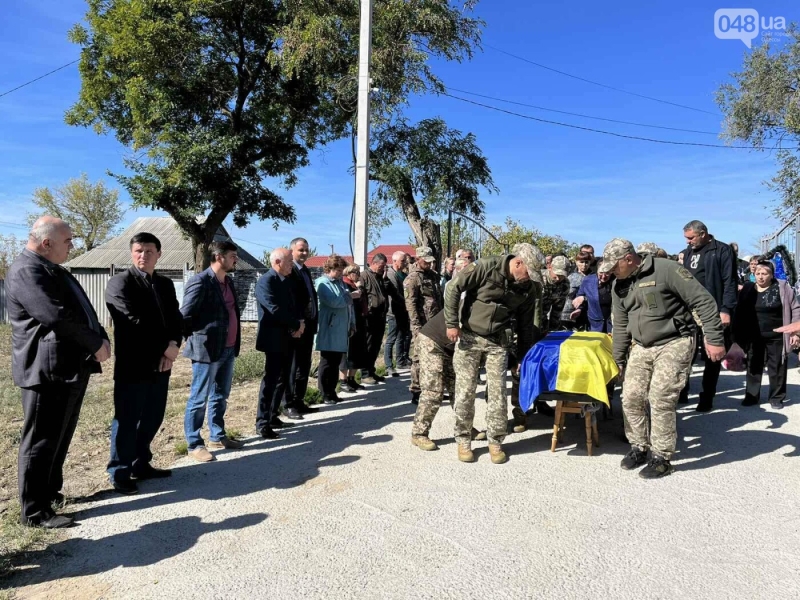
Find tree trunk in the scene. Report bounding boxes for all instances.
[192,227,217,273]
[397,182,443,264]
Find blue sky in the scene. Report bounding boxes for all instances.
[1,0,797,259]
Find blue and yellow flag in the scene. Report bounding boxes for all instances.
[519,332,619,411]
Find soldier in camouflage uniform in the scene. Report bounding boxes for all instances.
[445,243,543,464]
[540,255,570,334]
[602,238,726,479]
[404,247,443,404]
[636,242,668,258]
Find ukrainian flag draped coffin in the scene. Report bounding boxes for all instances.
[519,331,619,412]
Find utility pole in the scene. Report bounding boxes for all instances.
[353,0,373,268]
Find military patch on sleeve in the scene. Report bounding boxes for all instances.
[676,266,694,280]
[462,263,476,275]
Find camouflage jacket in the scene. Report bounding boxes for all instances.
[404,264,443,334]
[540,269,570,333]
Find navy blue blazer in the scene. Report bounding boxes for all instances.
[255,269,302,353]
[181,267,241,363]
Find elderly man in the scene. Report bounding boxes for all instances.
[384,250,411,376]
[182,241,244,462]
[404,247,443,404]
[361,253,388,384]
[105,232,183,494]
[445,243,543,464]
[455,248,475,264]
[255,248,304,439]
[601,238,725,478]
[6,216,110,528]
[680,220,737,412]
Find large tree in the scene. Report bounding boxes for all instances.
[0,234,26,279]
[481,218,578,258]
[369,117,496,262]
[717,27,800,219]
[28,174,125,256]
[66,0,483,271]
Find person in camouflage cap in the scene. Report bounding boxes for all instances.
[540,255,570,335]
[404,247,444,404]
[601,237,726,479]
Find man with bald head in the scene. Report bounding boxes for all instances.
[255,248,304,438]
[6,216,110,528]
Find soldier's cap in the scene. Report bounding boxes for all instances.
[415,247,435,263]
[599,238,636,273]
[636,242,660,255]
[511,242,544,283]
[550,255,569,278]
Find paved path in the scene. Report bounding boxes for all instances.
[11,366,800,599]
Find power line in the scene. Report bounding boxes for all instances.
[0,60,79,99]
[441,92,761,149]
[0,220,29,231]
[484,44,721,117]
[447,87,721,135]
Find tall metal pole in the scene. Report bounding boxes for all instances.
[353,0,373,268]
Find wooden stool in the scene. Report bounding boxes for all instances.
[550,400,600,456]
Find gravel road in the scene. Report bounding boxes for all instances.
[10,364,800,599]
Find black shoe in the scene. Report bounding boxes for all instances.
[132,465,172,480]
[639,456,674,479]
[770,400,784,410]
[347,377,364,390]
[297,403,319,414]
[258,426,280,439]
[283,407,304,420]
[620,448,649,470]
[323,396,338,405]
[411,391,420,405]
[678,388,689,404]
[111,478,138,495]
[741,395,759,407]
[695,397,714,413]
[270,417,287,428]
[372,374,385,383]
[29,513,75,529]
[345,381,360,393]
[535,400,555,417]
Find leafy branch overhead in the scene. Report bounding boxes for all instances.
[66,0,484,271]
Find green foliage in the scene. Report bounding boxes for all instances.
[0,501,52,579]
[304,387,322,405]
[716,27,800,219]
[481,218,578,258]
[67,0,484,270]
[0,234,26,279]
[225,428,242,441]
[174,441,188,456]
[232,351,264,384]
[27,174,125,255]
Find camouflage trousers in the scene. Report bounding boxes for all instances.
[622,336,693,459]
[411,334,455,437]
[453,330,509,444]
[409,330,422,394]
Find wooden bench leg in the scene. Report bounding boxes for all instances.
[592,419,600,448]
[550,401,563,452]
[585,412,593,456]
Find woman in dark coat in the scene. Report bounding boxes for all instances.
[733,260,800,409]
[339,264,369,393]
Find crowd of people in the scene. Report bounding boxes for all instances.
[4,215,798,529]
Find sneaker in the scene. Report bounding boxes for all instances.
[110,478,138,495]
[620,448,648,470]
[411,436,438,451]
[411,391,420,405]
[488,443,507,464]
[457,442,475,463]
[189,447,215,463]
[639,456,674,479]
[695,395,714,413]
[283,407,304,420]
[741,395,759,407]
[207,437,245,450]
[535,400,555,417]
[323,396,338,405]
[471,428,487,441]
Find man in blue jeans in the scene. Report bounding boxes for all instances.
[181,240,245,463]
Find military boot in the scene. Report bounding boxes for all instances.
[411,436,438,451]
[457,442,475,463]
[512,407,527,433]
[471,428,487,441]
[639,456,674,479]
[488,443,507,464]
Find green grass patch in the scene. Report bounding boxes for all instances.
[304,387,322,405]
[225,428,242,441]
[0,502,54,579]
[375,364,387,377]
[232,351,264,384]
[173,441,188,456]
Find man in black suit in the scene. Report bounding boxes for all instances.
[255,248,304,438]
[105,232,184,494]
[283,237,320,420]
[6,216,111,528]
[360,253,388,384]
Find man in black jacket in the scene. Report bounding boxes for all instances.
[360,253,388,384]
[681,220,737,412]
[6,216,110,528]
[105,232,184,494]
[384,250,410,376]
[283,237,320,419]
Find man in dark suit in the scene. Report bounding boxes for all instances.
[105,232,184,494]
[360,252,388,384]
[6,216,110,528]
[181,240,244,463]
[255,247,304,438]
[283,237,320,420]
[384,250,410,376]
